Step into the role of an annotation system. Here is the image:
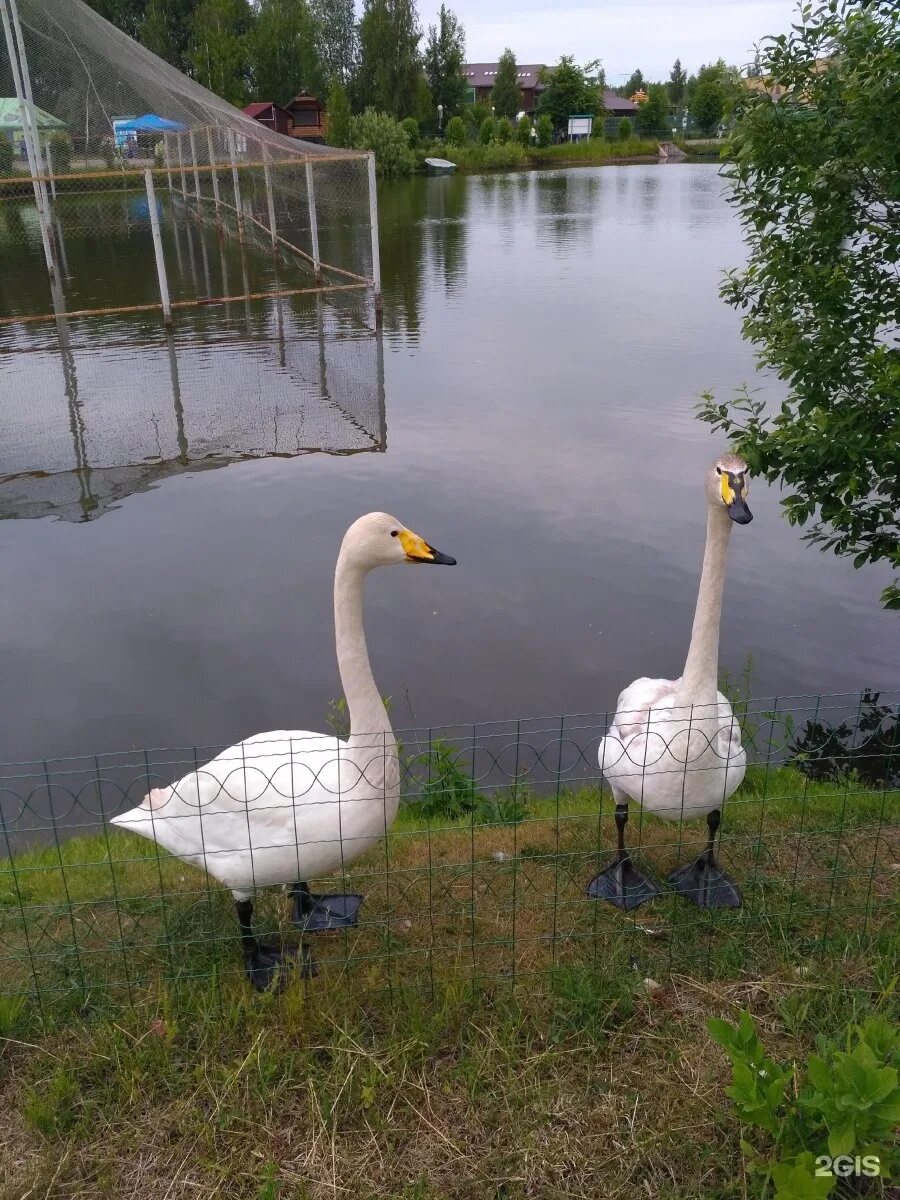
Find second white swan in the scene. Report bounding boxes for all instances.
[588,454,753,910]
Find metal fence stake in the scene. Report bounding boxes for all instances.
[145,168,172,326]
[305,159,321,282]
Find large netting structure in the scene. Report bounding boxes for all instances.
[0,0,384,521]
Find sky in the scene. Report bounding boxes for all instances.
[419,0,799,83]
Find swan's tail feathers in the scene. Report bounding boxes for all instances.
[109,786,174,837]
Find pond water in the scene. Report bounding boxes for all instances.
[1,163,896,770]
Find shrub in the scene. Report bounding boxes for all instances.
[708,1010,899,1196]
[350,109,416,176]
[536,114,552,147]
[479,116,495,145]
[495,117,513,145]
[445,115,466,146]
[46,132,72,174]
[400,116,419,147]
[442,141,526,170]
[591,115,605,139]
[464,102,491,134]
[617,117,633,141]
[516,115,532,147]
[0,136,13,176]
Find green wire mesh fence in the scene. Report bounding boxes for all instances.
[0,689,897,1025]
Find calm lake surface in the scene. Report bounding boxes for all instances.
[1,163,896,767]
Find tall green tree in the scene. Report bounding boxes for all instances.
[251,0,321,103]
[424,5,467,119]
[86,0,148,39]
[699,0,900,608]
[491,48,520,119]
[622,68,644,97]
[140,0,200,71]
[538,57,602,130]
[691,78,725,133]
[189,0,252,104]
[311,0,358,87]
[668,57,687,105]
[327,79,352,145]
[357,0,423,118]
[635,82,669,134]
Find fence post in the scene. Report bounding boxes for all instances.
[163,132,173,193]
[176,132,187,200]
[188,128,202,217]
[227,130,245,243]
[305,159,321,282]
[44,139,57,201]
[263,154,278,252]
[366,152,382,317]
[145,168,172,327]
[206,127,222,227]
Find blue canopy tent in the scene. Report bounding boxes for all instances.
[112,114,188,149]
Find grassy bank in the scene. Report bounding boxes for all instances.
[0,768,895,1197]
[420,137,663,173]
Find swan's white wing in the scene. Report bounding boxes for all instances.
[110,730,397,895]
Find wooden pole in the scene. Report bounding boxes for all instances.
[366,152,382,316]
[188,129,202,217]
[44,140,57,201]
[176,133,187,199]
[305,159,321,282]
[263,156,278,251]
[163,133,173,193]
[206,127,222,227]
[145,168,172,326]
[227,129,245,243]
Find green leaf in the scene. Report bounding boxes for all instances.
[771,1160,835,1199]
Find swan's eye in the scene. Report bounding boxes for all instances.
[390,530,399,537]
[716,466,722,475]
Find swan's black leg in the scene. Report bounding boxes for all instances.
[235,898,315,992]
[587,803,661,910]
[667,809,742,909]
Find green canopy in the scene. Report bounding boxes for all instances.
[0,99,68,135]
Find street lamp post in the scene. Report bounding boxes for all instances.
[437,103,444,137]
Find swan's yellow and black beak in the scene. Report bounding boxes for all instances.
[721,470,753,525]
[399,529,457,565]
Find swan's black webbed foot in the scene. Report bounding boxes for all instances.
[290,882,364,931]
[667,854,742,909]
[587,801,661,910]
[667,809,742,909]
[236,899,317,992]
[588,855,662,910]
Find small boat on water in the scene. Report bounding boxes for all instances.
[425,157,456,175]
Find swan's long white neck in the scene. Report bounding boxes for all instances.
[678,507,732,708]
[333,551,392,741]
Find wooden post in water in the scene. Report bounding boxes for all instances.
[188,129,202,217]
[163,133,173,193]
[176,133,187,200]
[44,140,57,201]
[305,159,321,282]
[366,152,382,318]
[263,154,278,252]
[227,130,245,243]
[145,168,172,327]
[206,127,222,227]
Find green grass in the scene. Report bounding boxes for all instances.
[525,136,661,165]
[0,769,895,1197]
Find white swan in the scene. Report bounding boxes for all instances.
[588,454,753,910]
[112,512,456,989]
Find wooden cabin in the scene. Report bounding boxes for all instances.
[286,94,326,143]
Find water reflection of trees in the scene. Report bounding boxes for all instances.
[534,170,602,251]
[375,174,470,341]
